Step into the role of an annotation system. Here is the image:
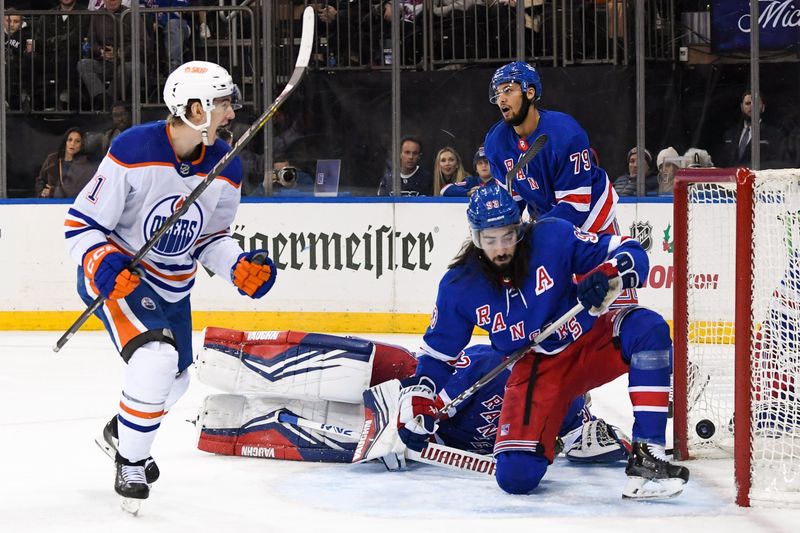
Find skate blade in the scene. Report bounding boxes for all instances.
[622,476,685,500]
[94,432,115,460]
[121,497,143,516]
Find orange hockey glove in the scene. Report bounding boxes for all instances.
[83,243,141,300]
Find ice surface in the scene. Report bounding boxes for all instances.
[1,331,799,533]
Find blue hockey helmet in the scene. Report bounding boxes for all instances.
[489,61,542,103]
[467,183,522,249]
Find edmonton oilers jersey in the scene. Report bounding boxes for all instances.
[421,218,647,362]
[484,109,617,233]
[64,121,244,302]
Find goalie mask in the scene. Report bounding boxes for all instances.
[163,61,242,146]
[467,183,522,250]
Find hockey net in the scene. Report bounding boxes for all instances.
[673,168,800,506]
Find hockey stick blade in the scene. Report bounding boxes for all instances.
[406,442,496,477]
[280,411,495,476]
[53,8,316,353]
[438,301,584,416]
[505,134,548,193]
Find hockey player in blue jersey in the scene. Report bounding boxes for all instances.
[484,61,618,234]
[396,183,689,499]
[425,344,629,462]
[64,61,277,512]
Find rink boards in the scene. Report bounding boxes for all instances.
[0,198,680,333]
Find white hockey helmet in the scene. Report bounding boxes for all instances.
[163,61,241,144]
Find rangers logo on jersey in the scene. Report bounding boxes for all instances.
[144,195,204,257]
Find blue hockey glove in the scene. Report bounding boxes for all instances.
[232,250,276,298]
[575,252,636,316]
[397,376,440,452]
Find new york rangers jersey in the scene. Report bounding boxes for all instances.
[435,344,587,454]
[64,121,245,302]
[421,218,647,363]
[484,109,617,233]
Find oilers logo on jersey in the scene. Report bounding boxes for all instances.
[144,195,204,256]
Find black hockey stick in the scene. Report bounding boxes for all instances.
[437,301,584,416]
[505,133,548,193]
[53,8,316,353]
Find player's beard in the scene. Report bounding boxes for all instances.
[488,258,514,277]
[504,93,531,127]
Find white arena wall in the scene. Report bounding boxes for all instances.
[0,198,676,333]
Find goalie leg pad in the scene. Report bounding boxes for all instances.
[195,328,375,404]
[196,394,362,462]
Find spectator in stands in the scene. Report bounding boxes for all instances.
[36,127,97,198]
[218,127,265,196]
[197,0,213,39]
[442,145,497,197]
[3,9,34,111]
[655,146,680,196]
[380,1,425,65]
[613,146,658,197]
[272,109,306,157]
[141,1,191,74]
[33,0,85,111]
[87,0,131,9]
[315,2,375,66]
[250,155,314,197]
[77,0,139,110]
[377,136,433,196]
[684,147,713,168]
[778,113,800,169]
[433,146,467,196]
[100,101,132,155]
[720,89,780,168]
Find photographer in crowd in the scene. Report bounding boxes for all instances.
[249,154,314,197]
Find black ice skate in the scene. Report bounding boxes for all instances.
[95,416,160,484]
[622,442,690,500]
[115,454,149,515]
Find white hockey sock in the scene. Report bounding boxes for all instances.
[118,341,180,463]
[164,370,190,413]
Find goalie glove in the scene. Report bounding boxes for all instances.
[574,252,637,316]
[397,376,440,452]
[232,250,277,299]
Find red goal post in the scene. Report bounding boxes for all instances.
[673,167,800,507]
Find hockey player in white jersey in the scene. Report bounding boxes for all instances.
[64,61,277,513]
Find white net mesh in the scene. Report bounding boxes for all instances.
[749,170,800,504]
[683,170,800,505]
[684,182,737,456]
